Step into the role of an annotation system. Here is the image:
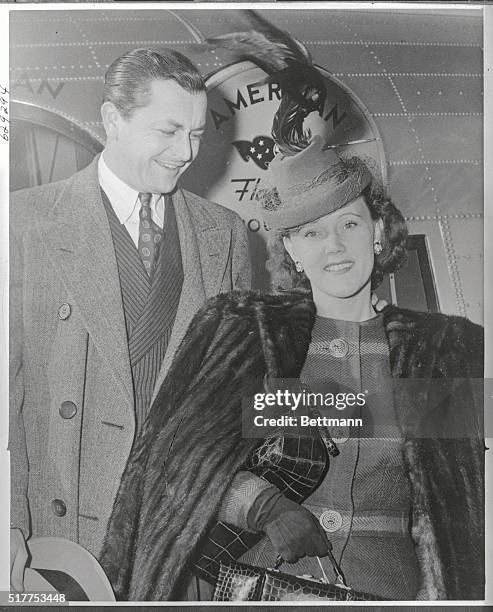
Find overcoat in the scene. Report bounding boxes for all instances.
[101,291,484,601]
[9,157,251,556]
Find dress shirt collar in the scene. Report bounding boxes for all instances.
[98,153,141,224]
[98,153,165,227]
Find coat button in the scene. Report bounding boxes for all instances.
[319,509,343,533]
[58,303,71,320]
[332,427,349,443]
[59,401,77,419]
[328,338,349,358]
[51,499,67,517]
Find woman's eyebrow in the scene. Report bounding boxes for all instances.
[337,211,364,219]
[293,224,314,233]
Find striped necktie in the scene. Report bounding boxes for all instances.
[138,192,163,277]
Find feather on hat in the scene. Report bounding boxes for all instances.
[202,10,327,156]
[203,10,373,230]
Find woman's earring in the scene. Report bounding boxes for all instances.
[295,260,304,273]
[373,241,383,255]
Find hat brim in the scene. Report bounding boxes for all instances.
[24,537,115,601]
[262,165,371,230]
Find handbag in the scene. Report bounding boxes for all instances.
[212,560,384,602]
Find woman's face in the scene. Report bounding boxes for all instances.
[283,196,383,301]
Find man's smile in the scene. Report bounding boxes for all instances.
[154,159,184,170]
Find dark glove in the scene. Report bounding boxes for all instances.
[247,487,331,563]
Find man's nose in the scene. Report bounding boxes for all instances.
[173,133,193,162]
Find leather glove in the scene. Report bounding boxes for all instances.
[248,487,331,563]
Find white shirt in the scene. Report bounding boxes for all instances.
[98,153,165,248]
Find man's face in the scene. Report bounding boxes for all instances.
[105,79,207,194]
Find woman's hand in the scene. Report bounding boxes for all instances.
[265,507,331,562]
[263,496,331,563]
[246,485,331,563]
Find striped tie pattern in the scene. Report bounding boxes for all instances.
[138,192,163,277]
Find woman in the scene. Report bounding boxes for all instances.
[100,127,483,603]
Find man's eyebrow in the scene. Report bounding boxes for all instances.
[153,120,206,132]
[162,120,182,128]
[149,119,182,129]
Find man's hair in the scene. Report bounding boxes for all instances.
[103,48,206,118]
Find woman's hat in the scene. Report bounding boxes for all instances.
[260,135,372,230]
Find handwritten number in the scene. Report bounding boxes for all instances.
[0,84,8,142]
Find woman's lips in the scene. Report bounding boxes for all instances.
[323,261,354,273]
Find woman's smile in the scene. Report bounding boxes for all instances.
[323,260,355,274]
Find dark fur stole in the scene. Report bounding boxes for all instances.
[100,293,484,601]
[383,307,484,600]
[100,291,315,600]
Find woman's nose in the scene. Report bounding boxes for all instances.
[323,232,345,253]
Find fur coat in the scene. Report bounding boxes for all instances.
[100,291,484,601]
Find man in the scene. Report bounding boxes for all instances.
[9,48,251,589]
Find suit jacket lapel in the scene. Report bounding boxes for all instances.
[188,198,232,298]
[151,189,232,401]
[38,157,134,411]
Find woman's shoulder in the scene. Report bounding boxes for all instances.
[173,290,315,380]
[198,289,315,319]
[382,305,483,370]
[382,305,482,337]
[182,290,316,355]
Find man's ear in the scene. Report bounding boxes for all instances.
[282,235,298,265]
[101,101,122,142]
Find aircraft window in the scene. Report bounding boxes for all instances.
[10,102,103,192]
[377,235,439,312]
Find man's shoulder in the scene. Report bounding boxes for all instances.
[11,179,65,231]
[178,188,243,227]
[12,177,67,207]
[11,159,99,225]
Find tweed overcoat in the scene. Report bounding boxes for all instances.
[101,291,484,601]
[9,156,251,556]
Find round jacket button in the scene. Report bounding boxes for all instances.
[51,499,67,517]
[58,303,71,320]
[319,509,343,533]
[59,401,77,419]
[332,426,349,443]
[328,338,349,358]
